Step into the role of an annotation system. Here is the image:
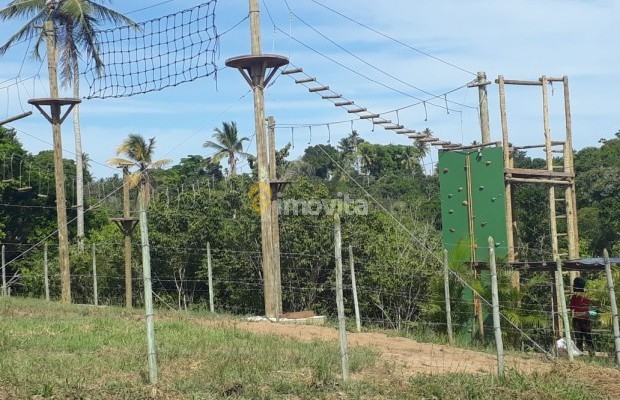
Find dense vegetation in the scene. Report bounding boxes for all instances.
[1,125,619,347]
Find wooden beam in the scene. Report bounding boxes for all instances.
[506,177,572,185]
[505,167,574,179]
[494,79,542,86]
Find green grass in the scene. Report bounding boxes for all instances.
[0,298,615,399]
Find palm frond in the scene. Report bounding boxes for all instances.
[0,11,46,56]
[149,159,172,169]
[106,157,134,168]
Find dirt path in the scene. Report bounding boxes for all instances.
[227,320,552,376]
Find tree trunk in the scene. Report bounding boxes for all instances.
[72,60,85,251]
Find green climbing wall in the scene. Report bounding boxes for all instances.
[438,147,508,262]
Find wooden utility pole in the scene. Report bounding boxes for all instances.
[111,164,138,308]
[28,7,80,303]
[468,71,491,143]
[225,0,288,318]
[45,17,70,303]
[139,184,157,384]
[268,116,282,314]
[334,214,350,381]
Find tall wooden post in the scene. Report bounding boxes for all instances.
[268,116,282,314]
[252,0,275,318]
[225,0,288,318]
[139,185,157,384]
[498,76,515,265]
[562,76,579,259]
[443,249,454,345]
[604,249,620,367]
[44,15,71,304]
[334,214,350,381]
[488,237,505,376]
[477,72,491,143]
[1,245,6,297]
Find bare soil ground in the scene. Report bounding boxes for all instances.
[192,318,620,398]
[230,320,552,376]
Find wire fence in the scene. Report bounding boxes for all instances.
[2,237,619,362]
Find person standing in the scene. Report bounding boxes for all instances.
[569,277,595,353]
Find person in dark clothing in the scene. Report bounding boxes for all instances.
[568,277,594,352]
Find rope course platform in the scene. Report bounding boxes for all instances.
[82,1,219,99]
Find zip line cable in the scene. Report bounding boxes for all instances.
[307,0,477,76]
[282,1,476,110]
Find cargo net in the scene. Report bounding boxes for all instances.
[83,1,219,99]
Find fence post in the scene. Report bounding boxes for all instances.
[139,188,158,384]
[488,237,505,376]
[92,243,98,306]
[334,214,350,381]
[443,249,454,345]
[556,257,574,361]
[604,249,620,367]
[348,244,361,333]
[207,242,214,313]
[44,243,50,301]
[2,245,6,297]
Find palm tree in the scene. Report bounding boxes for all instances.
[414,128,432,159]
[204,121,250,177]
[107,134,171,207]
[0,0,137,250]
[399,147,419,175]
[107,134,169,310]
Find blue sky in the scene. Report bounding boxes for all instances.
[1,0,618,178]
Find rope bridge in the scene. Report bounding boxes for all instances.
[83,1,219,99]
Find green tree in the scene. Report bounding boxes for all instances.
[0,0,137,250]
[107,134,171,208]
[204,121,250,177]
[301,144,339,180]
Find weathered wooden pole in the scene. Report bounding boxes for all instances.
[207,242,214,313]
[348,244,361,333]
[443,249,454,345]
[556,257,574,361]
[477,71,491,143]
[334,214,350,381]
[268,116,282,315]
[604,249,620,367]
[43,11,71,304]
[92,243,98,306]
[44,243,50,301]
[139,184,158,384]
[251,0,277,318]
[1,245,6,297]
[488,237,505,376]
